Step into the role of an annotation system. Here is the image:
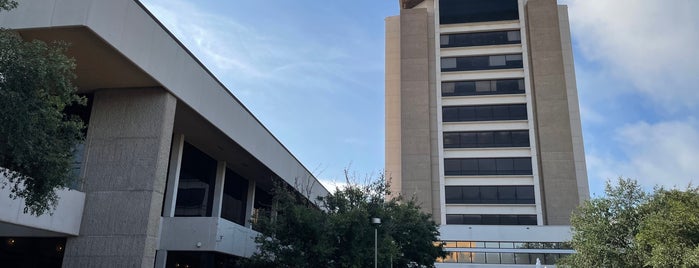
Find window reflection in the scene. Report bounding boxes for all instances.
[221,169,248,225]
[175,142,217,217]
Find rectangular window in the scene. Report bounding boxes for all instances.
[440,0,519,24]
[175,142,217,217]
[443,157,532,176]
[441,30,521,48]
[221,169,248,225]
[441,54,523,72]
[442,78,525,97]
[443,130,529,148]
[442,104,527,122]
[445,214,538,225]
[445,185,535,204]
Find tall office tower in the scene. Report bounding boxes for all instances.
[385,0,589,266]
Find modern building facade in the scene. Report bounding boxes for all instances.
[0,0,328,267]
[385,0,589,266]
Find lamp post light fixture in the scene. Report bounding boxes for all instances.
[371,217,381,268]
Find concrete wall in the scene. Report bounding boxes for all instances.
[0,183,84,236]
[385,15,403,198]
[62,88,176,267]
[525,0,582,225]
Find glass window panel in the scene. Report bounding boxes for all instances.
[480,187,498,201]
[445,186,462,203]
[463,215,481,224]
[474,106,491,120]
[506,54,523,61]
[442,107,459,122]
[443,252,458,263]
[518,79,525,90]
[440,35,450,46]
[501,253,516,264]
[519,215,538,225]
[444,159,461,175]
[457,241,474,248]
[516,186,535,201]
[457,252,472,263]
[493,131,511,146]
[515,253,530,264]
[496,158,514,174]
[472,253,486,264]
[514,242,525,248]
[511,130,530,147]
[441,58,457,69]
[443,133,460,148]
[507,30,521,41]
[545,253,560,265]
[492,105,510,120]
[459,106,476,121]
[439,0,519,24]
[500,215,519,225]
[513,158,532,174]
[446,214,463,224]
[444,241,458,248]
[221,169,248,225]
[460,159,479,175]
[489,55,506,66]
[475,81,491,92]
[481,215,499,224]
[175,142,217,217]
[530,254,545,265]
[486,253,500,264]
[474,242,485,248]
[462,186,480,201]
[498,186,517,202]
[477,132,494,147]
[442,82,456,95]
[510,104,528,119]
[500,242,514,249]
[461,132,478,148]
[478,159,497,175]
[485,242,500,248]
[455,81,476,95]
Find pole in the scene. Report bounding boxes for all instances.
[374,227,378,268]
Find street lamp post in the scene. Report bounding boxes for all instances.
[371,217,381,268]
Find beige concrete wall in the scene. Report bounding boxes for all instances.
[63,88,176,267]
[385,15,403,198]
[525,0,582,225]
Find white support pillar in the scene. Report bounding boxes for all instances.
[211,161,227,218]
[244,179,256,228]
[154,250,167,268]
[162,134,184,217]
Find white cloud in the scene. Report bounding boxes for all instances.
[586,119,699,191]
[561,0,699,110]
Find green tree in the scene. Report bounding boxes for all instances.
[1,1,86,215]
[636,187,699,267]
[242,173,445,267]
[559,178,648,268]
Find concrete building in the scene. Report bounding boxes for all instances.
[0,0,328,267]
[385,0,588,266]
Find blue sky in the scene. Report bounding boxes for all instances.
[140,0,699,196]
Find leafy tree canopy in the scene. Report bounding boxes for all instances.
[242,172,446,267]
[0,2,85,215]
[560,178,699,267]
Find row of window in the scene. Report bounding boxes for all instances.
[441,30,521,48]
[444,157,533,176]
[446,214,537,225]
[443,241,572,250]
[443,130,530,148]
[442,78,525,97]
[443,104,527,122]
[438,251,569,265]
[441,54,523,72]
[439,0,519,24]
[445,185,535,204]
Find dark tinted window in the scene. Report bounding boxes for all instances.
[442,79,524,96]
[442,104,527,122]
[443,157,533,176]
[444,130,529,148]
[441,54,523,72]
[440,0,519,24]
[445,214,538,225]
[175,142,217,217]
[445,185,535,204]
[221,169,248,225]
[441,30,521,48]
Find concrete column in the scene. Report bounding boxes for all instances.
[162,134,184,217]
[244,180,256,228]
[153,250,167,268]
[62,88,177,267]
[211,161,227,217]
